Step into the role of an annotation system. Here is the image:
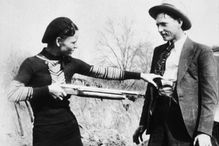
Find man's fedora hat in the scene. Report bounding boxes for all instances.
[149,0,191,30]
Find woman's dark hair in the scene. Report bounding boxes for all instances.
[42,17,78,44]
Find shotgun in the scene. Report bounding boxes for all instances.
[60,84,144,101]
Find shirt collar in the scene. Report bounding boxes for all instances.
[173,33,187,51]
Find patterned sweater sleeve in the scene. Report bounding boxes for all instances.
[7,58,49,102]
[89,66,141,80]
[74,58,141,80]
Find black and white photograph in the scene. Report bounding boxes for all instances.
[0,0,219,145]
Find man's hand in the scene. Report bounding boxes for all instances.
[48,83,67,100]
[140,73,162,88]
[193,133,212,146]
[133,125,146,144]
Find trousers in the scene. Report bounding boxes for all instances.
[148,95,192,146]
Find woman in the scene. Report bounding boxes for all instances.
[8,17,160,146]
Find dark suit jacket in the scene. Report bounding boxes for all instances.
[139,37,218,137]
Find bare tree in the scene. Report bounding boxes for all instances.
[96,18,153,73]
[94,18,154,90]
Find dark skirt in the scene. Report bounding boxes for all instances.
[33,120,83,146]
[212,121,219,146]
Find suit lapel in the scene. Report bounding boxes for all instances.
[177,38,196,84]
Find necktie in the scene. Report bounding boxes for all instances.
[154,42,174,76]
[152,42,176,117]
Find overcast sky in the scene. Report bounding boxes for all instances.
[0,0,219,63]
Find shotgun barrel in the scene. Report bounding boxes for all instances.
[60,84,144,101]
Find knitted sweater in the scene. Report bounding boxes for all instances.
[9,48,140,125]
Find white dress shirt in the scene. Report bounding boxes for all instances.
[162,34,187,81]
[214,106,219,122]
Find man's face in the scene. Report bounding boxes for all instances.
[59,31,79,56]
[156,13,182,42]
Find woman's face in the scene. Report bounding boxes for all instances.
[59,31,79,56]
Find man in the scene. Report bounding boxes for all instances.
[133,0,218,146]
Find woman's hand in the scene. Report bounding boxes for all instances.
[140,73,162,88]
[48,83,67,100]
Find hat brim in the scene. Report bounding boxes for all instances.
[149,5,191,30]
